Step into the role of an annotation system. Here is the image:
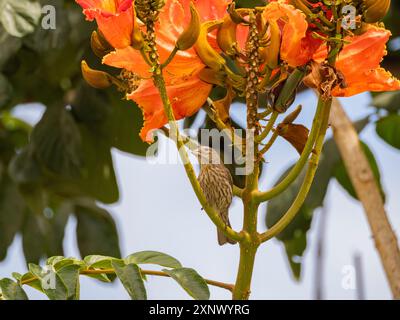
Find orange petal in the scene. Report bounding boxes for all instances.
[128,75,212,142]
[332,68,400,97]
[102,46,151,78]
[76,0,134,48]
[314,26,400,96]
[263,1,320,67]
[103,45,206,81]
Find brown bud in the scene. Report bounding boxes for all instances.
[362,0,391,23]
[81,61,113,89]
[195,20,226,71]
[91,31,113,58]
[261,20,280,69]
[217,15,239,58]
[131,11,144,50]
[176,2,201,51]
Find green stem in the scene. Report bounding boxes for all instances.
[144,13,243,244]
[255,111,279,143]
[153,72,242,243]
[260,97,332,242]
[260,129,279,155]
[161,46,178,69]
[232,244,258,299]
[20,268,234,292]
[254,98,325,203]
[232,166,261,300]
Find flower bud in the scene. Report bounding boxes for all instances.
[274,68,307,113]
[91,31,113,58]
[81,60,113,89]
[217,15,239,58]
[228,2,247,24]
[198,68,226,87]
[261,20,281,69]
[195,20,226,71]
[131,11,145,50]
[176,3,201,51]
[362,0,391,23]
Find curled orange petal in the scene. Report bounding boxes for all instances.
[263,1,321,67]
[129,75,212,142]
[314,26,400,96]
[76,0,134,48]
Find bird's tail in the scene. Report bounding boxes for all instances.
[217,210,237,246]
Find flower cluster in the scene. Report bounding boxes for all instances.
[76,0,400,142]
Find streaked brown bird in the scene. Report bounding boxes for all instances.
[193,146,236,246]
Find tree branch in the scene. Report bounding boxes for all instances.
[21,268,235,293]
[330,98,400,299]
[259,97,332,242]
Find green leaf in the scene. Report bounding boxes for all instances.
[0,73,12,108]
[20,271,42,292]
[0,278,28,300]
[125,251,182,269]
[31,106,82,179]
[0,32,22,70]
[376,114,400,149]
[71,84,112,124]
[265,139,339,279]
[112,261,147,300]
[162,268,210,300]
[28,263,69,300]
[75,201,121,259]
[84,255,120,269]
[8,147,43,185]
[102,91,149,157]
[22,212,50,264]
[47,256,84,271]
[82,255,117,283]
[0,174,25,261]
[283,228,308,280]
[78,126,119,203]
[334,142,385,201]
[57,264,81,300]
[0,0,42,37]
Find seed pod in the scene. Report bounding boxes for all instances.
[261,20,281,69]
[198,68,226,87]
[81,61,113,89]
[274,68,307,113]
[176,3,201,51]
[217,15,239,58]
[228,2,247,24]
[131,11,144,50]
[282,104,302,124]
[362,0,391,23]
[91,31,113,58]
[195,20,226,71]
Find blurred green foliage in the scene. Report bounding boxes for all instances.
[0,0,149,264]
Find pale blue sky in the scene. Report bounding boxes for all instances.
[1,91,399,299]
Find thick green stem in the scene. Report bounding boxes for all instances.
[254,98,325,203]
[145,16,243,243]
[152,72,243,243]
[232,244,258,300]
[260,97,332,242]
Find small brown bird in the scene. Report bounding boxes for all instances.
[193,146,236,246]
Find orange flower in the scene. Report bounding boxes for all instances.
[265,0,322,67]
[76,0,134,49]
[102,0,230,142]
[313,26,400,96]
